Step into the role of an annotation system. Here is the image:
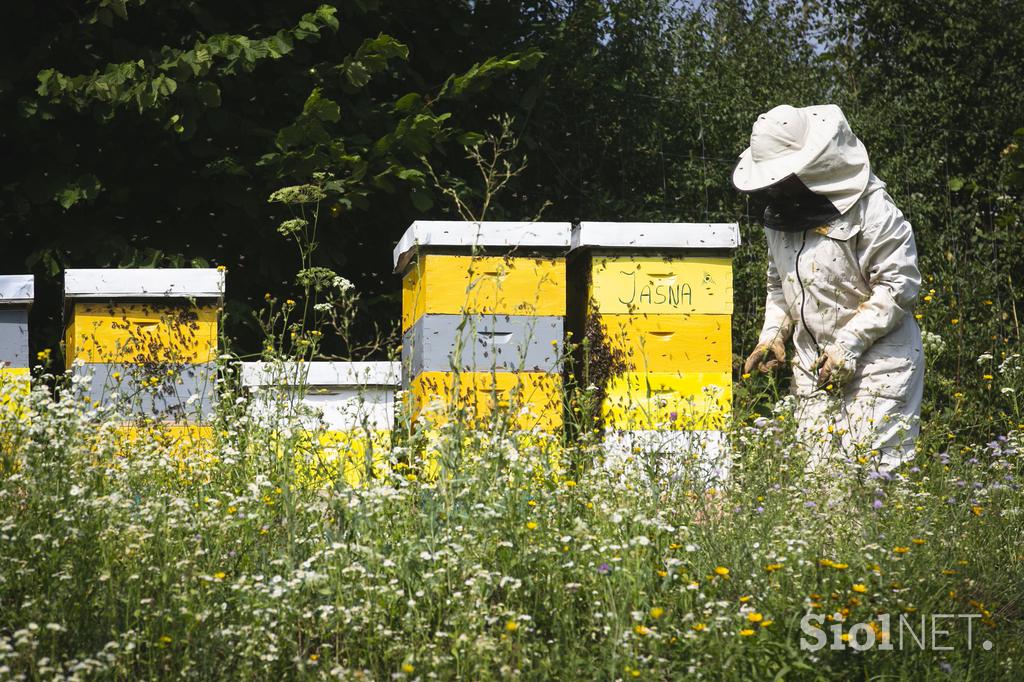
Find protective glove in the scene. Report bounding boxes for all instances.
[743,338,786,374]
[811,342,858,389]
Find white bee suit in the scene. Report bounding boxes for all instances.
[733,104,924,473]
[759,175,924,472]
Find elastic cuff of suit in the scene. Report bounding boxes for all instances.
[832,331,866,359]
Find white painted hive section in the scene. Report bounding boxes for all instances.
[571,222,741,251]
[0,275,35,306]
[64,268,225,299]
[393,220,573,271]
[241,361,400,432]
[601,429,729,485]
[240,361,400,388]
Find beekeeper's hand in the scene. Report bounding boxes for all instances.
[743,338,786,374]
[812,343,857,389]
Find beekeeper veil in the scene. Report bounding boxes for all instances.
[732,104,870,232]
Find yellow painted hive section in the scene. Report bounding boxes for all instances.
[110,426,392,488]
[600,314,731,374]
[114,424,215,461]
[590,256,732,315]
[66,303,219,366]
[402,254,566,331]
[0,367,30,422]
[408,371,563,431]
[301,430,393,488]
[602,372,732,430]
[590,254,734,431]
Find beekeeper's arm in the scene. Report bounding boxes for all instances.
[817,193,921,383]
[744,255,793,374]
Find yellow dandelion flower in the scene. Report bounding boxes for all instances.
[971,506,983,516]
[739,629,755,636]
[912,538,926,545]
[760,620,773,628]
[765,563,783,572]
[213,571,226,580]
[159,635,173,643]
[692,623,707,632]
[739,595,751,603]
[309,653,319,662]
[852,583,867,593]
[505,620,519,632]
[714,566,730,577]
[747,612,763,623]
[402,663,415,673]
[634,625,651,636]
[650,607,664,619]
[525,521,538,530]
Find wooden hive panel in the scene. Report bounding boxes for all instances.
[408,371,563,431]
[402,255,566,331]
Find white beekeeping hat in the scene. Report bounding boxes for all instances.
[732,104,871,216]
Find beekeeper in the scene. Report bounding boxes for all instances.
[733,104,924,474]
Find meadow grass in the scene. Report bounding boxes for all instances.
[0,365,1022,681]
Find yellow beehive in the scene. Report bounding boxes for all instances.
[568,222,739,459]
[0,276,33,379]
[395,221,571,432]
[64,268,224,424]
[240,361,401,487]
[0,276,33,427]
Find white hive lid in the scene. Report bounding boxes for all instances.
[571,222,741,251]
[0,275,35,306]
[393,220,572,272]
[240,361,401,388]
[64,268,225,300]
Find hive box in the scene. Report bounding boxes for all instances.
[240,361,400,485]
[568,222,739,471]
[0,275,33,380]
[395,221,571,431]
[64,268,224,422]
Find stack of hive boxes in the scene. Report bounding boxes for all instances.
[64,269,223,433]
[396,221,570,431]
[569,222,739,458]
[0,276,34,384]
[240,361,400,486]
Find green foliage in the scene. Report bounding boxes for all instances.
[0,370,1022,678]
[33,6,339,118]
